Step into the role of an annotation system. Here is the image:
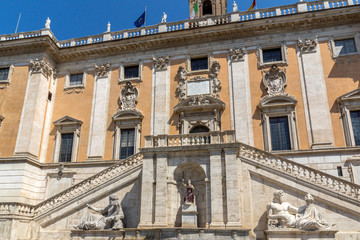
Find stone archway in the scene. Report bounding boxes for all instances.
[172,162,206,228]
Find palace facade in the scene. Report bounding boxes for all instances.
[0,0,360,239]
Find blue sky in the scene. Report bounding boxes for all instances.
[0,0,303,40]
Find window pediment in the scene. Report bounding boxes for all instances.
[53,116,83,126]
[259,95,297,109]
[112,109,143,122]
[337,88,360,105]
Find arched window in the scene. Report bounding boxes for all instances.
[202,0,212,15]
[190,125,210,133]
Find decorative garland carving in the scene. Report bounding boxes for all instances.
[153,56,169,70]
[95,63,111,78]
[176,66,187,100]
[229,48,246,61]
[297,38,317,53]
[29,59,53,78]
[119,82,138,110]
[189,95,210,106]
[209,61,221,97]
[262,64,287,96]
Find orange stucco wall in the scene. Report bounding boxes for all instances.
[0,66,28,157]
[320,41,360,147]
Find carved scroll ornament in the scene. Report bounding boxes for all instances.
[153,56,169,70]
[209,61,221,97]
[95,63,111,78]
[176,66,187,100]
[119,82,138,110]
[229,48,246,61]
[30,59,53,78]
[262,64,286,96]
[297,38,317,53]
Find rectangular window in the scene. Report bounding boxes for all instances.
[263,48,282,63]
[59,133,74,162]
[337,166,343,177]
[0,68,9,81]
[350,110,360,146]
[124,66,139,79]
[191,57,208,71]
[335,38,356,55]
[70,73,83,86]
[120,128,135,159]
[269,116,291,151]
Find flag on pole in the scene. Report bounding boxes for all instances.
[190,0,198,19]
[248,0,256,11]
[134,11,146,28]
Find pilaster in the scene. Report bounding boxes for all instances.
[153,153,168,227]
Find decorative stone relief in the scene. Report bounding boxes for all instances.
[153,56,169,70]
[189,95,210,106]
[229,48,246,61]
[262,64,287,96]
[267,190,330,230]
[30,59,53,78]
[95,63,111,78]
[119,82,138,110]
[75,195,124,230]
[176,66,187,100]
[209,61,221,97]
[298,38,317,53]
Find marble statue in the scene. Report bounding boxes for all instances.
[267,191,330,230]
[296,193,330,230]
[267,190,298,228]
[233,1,238,12]
[45,17,51,29]
[75,195,124,230]
[107,22,111,32]
[182,179,195,204]
[161,12,167,23]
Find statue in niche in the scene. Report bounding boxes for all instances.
[176,66,187,100]
[267,191,330,230]
[182,178,195,204]
[119,82,138,110]
[262,64,286,96]
[75,195,124,230]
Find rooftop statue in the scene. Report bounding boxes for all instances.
[75,195,124,230]
[45,17,51,29]
[233,1,238,12]
[162,12,167,23]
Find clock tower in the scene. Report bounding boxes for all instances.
[189,0,228,19]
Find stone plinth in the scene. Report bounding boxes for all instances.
[266,229,338,240]
[182,203,198,228]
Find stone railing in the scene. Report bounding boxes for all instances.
[1,0,358,47]
[238,143,360,201]
[0,203,36,217]
[144,130,235,147]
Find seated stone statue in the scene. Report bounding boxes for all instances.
[296,193,330,230]
[75,195,124,230]
[267,190,298,228]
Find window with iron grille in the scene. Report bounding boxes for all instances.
[335,38,356,55]
[124,66,139,79]
[191,57,208,71]
[59,133,74,162]
[70,73,83,86]
[269,116,291,151]
[350,110,360,146]
[120,128,135,159]
[263,48,282,63]
[0,68,9,81]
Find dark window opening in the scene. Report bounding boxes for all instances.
[350,110,360,146]
[70,73,83,86]
[124,66,139,79]
[203,0,212,15]
[0,68,9,81]
[59,133,74,162]
[263,48,282,63]
[47,92,52,101]
[120,128,135,159]
[191,57,208,71]
[270,116,291,151]
[335,38,356,55]
[337,166,343,177]
[190,126,210,133]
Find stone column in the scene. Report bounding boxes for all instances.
[87,63,111,160]
[209,149,225,228]
[228,48,254,145]
[139,153,154,227]
[153,153,168,227]
[151,56,170,136]
[224,148,241,227]
[14,59,53,158]
[297,39,334,149]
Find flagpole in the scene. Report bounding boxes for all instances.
[15,12,21,34]
[144,6,147,27]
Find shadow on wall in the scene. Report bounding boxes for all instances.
[121,179,141,228]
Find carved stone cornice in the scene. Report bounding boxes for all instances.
[229,48,246,61]
[29,59,53,78]
[95,63,111,78]
[119,82,139,111]
[153,56,169,71]
[297,38,317,53]
[262,64,287,96]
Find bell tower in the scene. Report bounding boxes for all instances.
[189,0,228,19]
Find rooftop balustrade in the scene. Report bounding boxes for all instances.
[0,0,358,48]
